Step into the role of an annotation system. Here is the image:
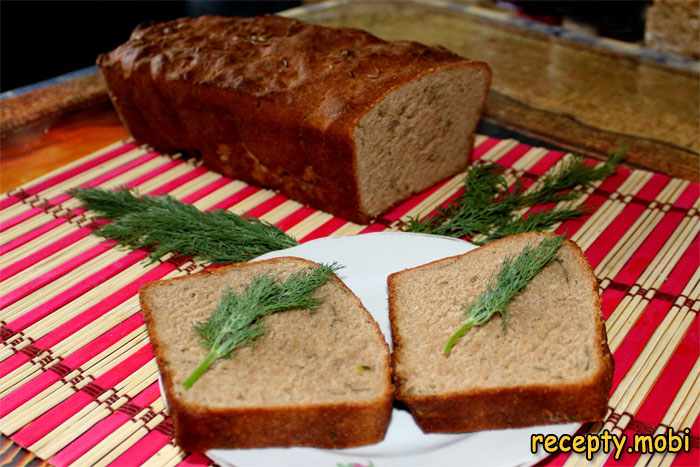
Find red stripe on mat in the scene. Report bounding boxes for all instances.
[0,151,159,233]
[658,233,700,297]
[0,159,194,271]
[11,345,154,446]
[555,166,631,238]
[148,166,209,196]
[527,150,565,176]
[0,240,116,309]
[108,429,171,467]
[0,228,93,281]
[600,287,628,321]
[610,298,674,390]
[0,217,67,256]
[244,193,287,218]
[614,211,686,286]
[633,319,698,425]
[275,206,316,232]
[470,137,500,161]
[674,182,700,210]
[0,313,145,418]
[359,223,389,234]
[671,414,700,466]
[636,172,671,202]
[0,262,176,378]
[177,453,212,466]
[125,158,184,189]
[494,143,530,167]
[584,203,648,270]
[380,177,451,223]
[409,187,467,226]
[584,173,669,269]
[51,382,162,466]
[0,142,137,211]
[0,158,187,257]
[181,176,230,204]
[1,250,148,334]
[210,185,259,211]
[300,217,348,242]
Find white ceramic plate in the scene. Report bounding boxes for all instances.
[181,232,577,467]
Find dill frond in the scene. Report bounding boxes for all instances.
[71,188,298,263]
[404,149,623,242]
[184,263,342,388]
[443,236,564,356]
[520,149,622,207]
[484,208,583,242]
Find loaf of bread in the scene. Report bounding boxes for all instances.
[140,257,393,450]
[388,233,613,432]
[98,16,491,223]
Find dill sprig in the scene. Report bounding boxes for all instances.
[70,188,298,263]
[443,236,564,356]
[183,263,342,389]
[404,150,623,243]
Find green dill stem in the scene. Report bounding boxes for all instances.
[443,321,474,356]
[70,188,298,264]
[183,350,218,389]
[443,236,564,356]
[404,149,623,240]
[184,263,341,389]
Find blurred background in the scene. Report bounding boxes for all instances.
[0,0,681,92]
[1,1,301,91]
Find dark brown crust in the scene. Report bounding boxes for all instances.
[140,256,393,450]
[97,15,491,223]
[387,233,614,433]
[0,73,109,140]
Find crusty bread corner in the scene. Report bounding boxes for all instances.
[387,233,614,432]
[140,257,393,451]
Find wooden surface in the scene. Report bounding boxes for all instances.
[0,99,549,194]
[0,102,128,192]
[294,0,700,181]
[0,73,109,138]
[0,436,48,467]
[0,79,695,194]
[1,2,698,184]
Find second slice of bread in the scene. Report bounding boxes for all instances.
[141,257,392,451]
[388,233,613,432]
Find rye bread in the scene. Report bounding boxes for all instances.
[97,15,491,223]
[140,257,392,451]
[388,233,613,432]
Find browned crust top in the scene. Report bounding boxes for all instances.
[98,15,488,132]
[100,15,466,95]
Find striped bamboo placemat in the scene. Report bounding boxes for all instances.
[0,135,697,466]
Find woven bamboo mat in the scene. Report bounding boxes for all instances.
[0,135,698,466]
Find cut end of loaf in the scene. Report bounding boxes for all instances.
[389,233,613,430]
[354,63,490,218]
[140,257,392,449]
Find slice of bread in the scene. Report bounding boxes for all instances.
[388,233,613,432]
[140,257,392,451]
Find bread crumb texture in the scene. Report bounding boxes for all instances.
[142,259,389,408]
[392,235,602,396]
